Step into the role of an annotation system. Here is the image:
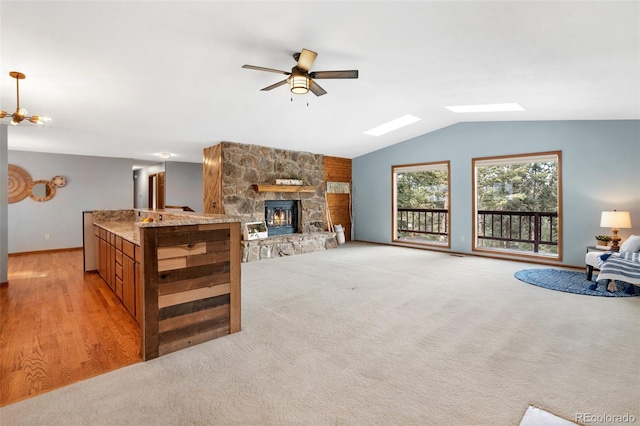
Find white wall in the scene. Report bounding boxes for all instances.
[165,161,203,212]
[8,151,133,253]
[352,120,640,267]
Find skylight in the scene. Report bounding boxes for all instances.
[445,103,525,113]
[364,114,421,137]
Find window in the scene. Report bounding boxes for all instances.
[392,161,450,247]
[472,151,562,259]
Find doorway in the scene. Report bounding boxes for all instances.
[148,172,165,209]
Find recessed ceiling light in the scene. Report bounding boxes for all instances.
[445,103,525,113]
[364,114,421,137]
[158,152,172,159]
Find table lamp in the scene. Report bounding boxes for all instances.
[600,210,632,251]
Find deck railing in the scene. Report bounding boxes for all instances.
[397,208,448,236]
[397,208,558,253]
[476,210,558,253]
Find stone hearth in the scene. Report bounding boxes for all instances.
[242,232,337,262]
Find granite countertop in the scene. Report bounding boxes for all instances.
[94,220,141,244]
[92,209,243,245]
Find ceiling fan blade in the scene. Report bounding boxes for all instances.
[261,79,289,91]
[309,80,327,97]
[296,48,318,72]
[310,70,359,79]
[242,65,290,75]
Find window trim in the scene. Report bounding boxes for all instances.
[392,160,451,249]
[471,150,563,261]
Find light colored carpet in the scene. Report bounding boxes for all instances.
[1,242,638,425]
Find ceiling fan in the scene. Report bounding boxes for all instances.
[242,48,358,96]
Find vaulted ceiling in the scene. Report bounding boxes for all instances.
[1,1,638,163]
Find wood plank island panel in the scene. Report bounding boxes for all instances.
[141,221,241,360]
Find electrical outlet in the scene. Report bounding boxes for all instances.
[45,234,51,240]
[460,235,465,242]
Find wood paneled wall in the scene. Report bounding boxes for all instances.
[324,156,352,241]
[140,222,241,360]
[203,144,223,214]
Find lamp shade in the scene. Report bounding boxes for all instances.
[288,73,309,94]
[600,211,632,228]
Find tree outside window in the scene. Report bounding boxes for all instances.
[473,152,561,258]
[393,162,450,247]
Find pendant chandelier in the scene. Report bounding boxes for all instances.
[0,71,51,126]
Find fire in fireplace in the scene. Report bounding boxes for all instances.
[265,200,298,236]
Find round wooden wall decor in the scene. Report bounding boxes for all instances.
[51,175,67,187]
[27,180,56,202]
[8,164,33,204]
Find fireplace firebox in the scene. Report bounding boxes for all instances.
[265,200,299,236]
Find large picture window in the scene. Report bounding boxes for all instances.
[393,161,450,247]
[472,151,562,259]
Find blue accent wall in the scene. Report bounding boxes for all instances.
[352,120,640,267]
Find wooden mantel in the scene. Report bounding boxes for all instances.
[252,184,316,193]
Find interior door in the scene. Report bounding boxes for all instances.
[148,172,165,209]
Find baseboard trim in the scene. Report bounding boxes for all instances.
[9,247,83,257]
[353,239,584,271]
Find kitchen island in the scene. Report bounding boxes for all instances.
[87,209,242,360]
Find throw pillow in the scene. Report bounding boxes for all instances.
[620,235,640,253]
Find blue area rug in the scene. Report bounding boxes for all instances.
[514,269,640,297]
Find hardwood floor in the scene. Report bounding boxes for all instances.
[0,249,141,406]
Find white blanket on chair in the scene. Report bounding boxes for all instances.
[597,252,640,286]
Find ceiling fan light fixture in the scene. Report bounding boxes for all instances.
[288,74,309,95]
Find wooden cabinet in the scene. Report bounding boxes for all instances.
[122,253,136,317]
[99,238,108,280]
[94,225,140,323]
[134,261,142,323]
[109,243,116,292]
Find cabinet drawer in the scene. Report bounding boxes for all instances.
[123,240,135,259]
[135,245,141,261]
[115,249,123,266]
[115,262,123,280]
[115,235,123,251]
[99,228,106,240]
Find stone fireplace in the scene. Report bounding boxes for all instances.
[203,141,337,262]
